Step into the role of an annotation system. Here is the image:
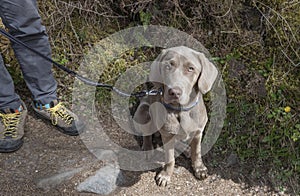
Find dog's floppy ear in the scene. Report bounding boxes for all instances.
[149,49,167,85]
[197,52,218,94]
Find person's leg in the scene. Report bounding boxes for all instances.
[0,55,21,110]
[0,0,57,104]
[0,0,84,142]
[0,55,27,153]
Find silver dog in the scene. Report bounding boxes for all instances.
[134,46,218,186]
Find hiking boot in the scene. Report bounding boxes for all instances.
[32,100,84,136]
[0,102,27,153]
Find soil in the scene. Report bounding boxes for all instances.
[0,94,291,196]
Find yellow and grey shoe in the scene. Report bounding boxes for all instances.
[0,102,27,153]
[32,100,85,136]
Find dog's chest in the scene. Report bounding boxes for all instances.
[162,111,199,139]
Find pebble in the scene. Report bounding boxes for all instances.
[77,164,124,195]
[226,152,239,167]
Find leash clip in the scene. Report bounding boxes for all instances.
[147,89,163,96]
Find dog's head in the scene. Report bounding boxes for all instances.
[149,46,218,105]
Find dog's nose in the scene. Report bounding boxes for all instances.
[168,87,182,98]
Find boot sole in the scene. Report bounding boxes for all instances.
[0,139,23,153]
[33,111,83,136]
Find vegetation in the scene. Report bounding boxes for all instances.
[0,0,299,194]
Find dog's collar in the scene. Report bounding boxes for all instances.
[162,95,200,112]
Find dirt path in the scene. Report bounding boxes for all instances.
[0,100,286,196]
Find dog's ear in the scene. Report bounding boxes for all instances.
[197,52,218,94]
[149,49,167,86]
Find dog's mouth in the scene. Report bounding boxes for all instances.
[163,93,188,106]
[163,97,181,105]
[162,85,199,107]
[162,92,200,112]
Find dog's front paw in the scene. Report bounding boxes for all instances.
[155,170,171,186]
[193,165,208,180]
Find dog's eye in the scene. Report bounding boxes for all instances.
[164,62,172,70]
[188,66,195,72]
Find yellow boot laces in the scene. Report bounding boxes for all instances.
[46,103,74,126]
[0,112,21,138]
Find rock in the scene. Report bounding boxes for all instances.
[225,152,239,167]
[77,164,123,195]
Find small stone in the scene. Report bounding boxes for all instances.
[77,164,124,195]
[226,152,239,167]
